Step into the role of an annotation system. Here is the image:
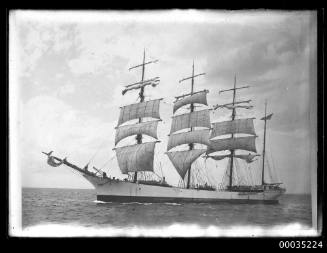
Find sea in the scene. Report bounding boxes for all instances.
[20,187,314,237]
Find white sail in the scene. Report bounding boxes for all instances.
[115,142,157,174]
[170,109,211,134]
[211,118,255,138]
[115,120,159,145]
[117,99,161,126]
[207,136,257,154]
[167,129,210,151]
[166,149,206,179]
[173,90,208,113]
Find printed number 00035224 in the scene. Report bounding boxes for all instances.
[279,241,323,249]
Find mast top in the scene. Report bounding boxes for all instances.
[128,49,159,71]
[122,49,160,96]
[213,75,252,113]
[179,61,205,84]
[219,85,250,94]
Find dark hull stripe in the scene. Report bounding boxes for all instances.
[97,195,279,204]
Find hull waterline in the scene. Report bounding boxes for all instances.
[84,175,285,204]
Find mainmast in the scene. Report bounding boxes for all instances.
[228,76,237,188]
[208,75,257,190]
[181,61,197,188]
[166,61,209,189]
[114,49,161,181]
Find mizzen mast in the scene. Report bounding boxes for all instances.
[208,75,257,190]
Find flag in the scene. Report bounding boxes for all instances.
[260,113,273,121]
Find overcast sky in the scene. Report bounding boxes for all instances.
[10,10,317,194]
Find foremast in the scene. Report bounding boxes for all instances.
[114,49,161,181]
[133,49,146,183]
[207,75,258,190]
[166,61,210,189]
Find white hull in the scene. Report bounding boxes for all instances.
[84,175,285,204]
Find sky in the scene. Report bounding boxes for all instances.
[10,10,317,194]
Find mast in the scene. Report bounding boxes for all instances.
[229,75,237,188]
[179,61,204,189]
[134,49,146,183]
[116,49,160,181]
[187,61,195,189]
[261,100,268,186]
[166,61,208,189]
[210,75,254,190]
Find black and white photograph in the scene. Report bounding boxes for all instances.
[9,9,319,237]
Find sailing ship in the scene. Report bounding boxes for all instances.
[43,51,286,204]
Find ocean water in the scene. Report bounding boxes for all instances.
[21,188,312,232]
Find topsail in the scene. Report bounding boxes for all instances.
[117,99,161,126]
[115,120,159,145]
[210,118,256,138]
[167,129,210,151]
[173,90,208,113]
[170,109,211,134]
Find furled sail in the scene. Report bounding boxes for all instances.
[47,156,63,167]
[115,120,159,145]
[234,154,259,163]
[223,104,253,110]
[117,99,161,126]
[207,153,259,163]
[211,118,255,138]
[115,142,157,174]
[170,109,210,134]
[206,154,230,161]
[166,149,206,179]
[167,129,210,151]
[207,136,257,154]
[173,90,208,113]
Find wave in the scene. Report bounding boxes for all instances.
[93,200,110,204]
[117,202,181,206]
[122,202,152,205]
[163,203,182,206]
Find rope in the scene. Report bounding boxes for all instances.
[87,140,107,165]
[269,147,280,182]
[203,160,216,186]
[99,154,116,170]
[163,101,174,106]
